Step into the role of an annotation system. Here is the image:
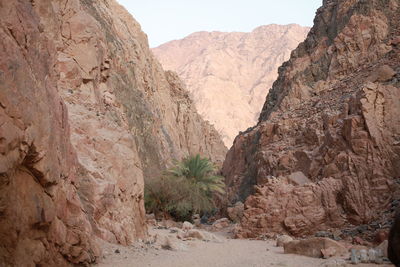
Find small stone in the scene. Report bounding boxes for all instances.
[351,249,360,264]
[368,248,377,262]
[359,249,368,263]
[169,227,179,233]
[114,249,120,254]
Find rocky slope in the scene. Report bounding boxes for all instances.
[0,0,226,266]
[153,25,309,146]
[222,0,400,238]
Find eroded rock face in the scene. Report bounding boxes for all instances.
[153,25,309,146]
[223,0,400,238]
[0,1,100,265]
[0,0,226,265]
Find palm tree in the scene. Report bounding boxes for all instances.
[168,154,225,195]
[145,154,225,221]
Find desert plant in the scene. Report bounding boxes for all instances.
[145,154,225,221]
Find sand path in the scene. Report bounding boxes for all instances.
[96,228,394,267]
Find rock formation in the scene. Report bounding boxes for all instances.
[153,25,309,146]
[0,0,226,265]
[222,0,400,238]
[388,208,400,266]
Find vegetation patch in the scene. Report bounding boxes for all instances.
[145,154,225,221]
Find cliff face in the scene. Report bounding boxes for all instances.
[152,25,309,146]
[0,0,226,266]
[223,0,400,238]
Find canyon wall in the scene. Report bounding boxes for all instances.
[0,0,226,265]
[223,0,400,238]
[153,25,309,146]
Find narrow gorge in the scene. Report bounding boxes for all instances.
[1,0,400,266]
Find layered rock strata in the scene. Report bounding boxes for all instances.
[222,0,400,238]
[153,25,309,146]
[0,0,226,265]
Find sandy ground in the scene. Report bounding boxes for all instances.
[95,228,393,267]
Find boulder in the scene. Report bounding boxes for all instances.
[185,229,206,240]
[160,219,179,229]
[211,218,230,231]
[276,235,294,247]
[284,237,347,258]
[227,202,244,222]
[182,221,194,231]
[287,171,311,186]
[368,65,396,82]
[376,240,388,258]
[374,229,389,244]
[158,235,188,251]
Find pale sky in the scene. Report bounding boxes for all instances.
[117,1,322,48]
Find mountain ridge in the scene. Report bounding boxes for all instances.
[153,24,310,146]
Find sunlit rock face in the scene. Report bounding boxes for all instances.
[0,0,226,265]
[222,0,400,238]
[153,24,309,147]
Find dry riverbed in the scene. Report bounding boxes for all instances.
[95,227,393,267]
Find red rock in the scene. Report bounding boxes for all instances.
[227,202,245,222]
[222,0,400,239]
[353,236,364,245]
[211,218,230,231]
[0,0,226,265]
[374,230,389,244]
[284,237,348,258]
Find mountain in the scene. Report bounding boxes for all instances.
[222,0,400,238]
[152,24,309,146]
[0,0,226,265]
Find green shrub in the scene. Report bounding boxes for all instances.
[145,154,225,221]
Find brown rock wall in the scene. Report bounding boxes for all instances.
[0,0,226,265]
[223,0,400,238]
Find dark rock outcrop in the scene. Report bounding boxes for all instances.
[389,208,400,266]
